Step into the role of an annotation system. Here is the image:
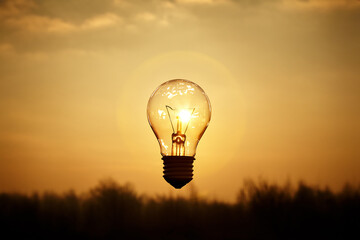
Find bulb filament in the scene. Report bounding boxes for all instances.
[166,106,195,156]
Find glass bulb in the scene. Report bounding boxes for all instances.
[147,79,211,189]
[147,79,211,157]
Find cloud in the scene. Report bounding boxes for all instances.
[2,12,121,34]
[4,15,76,33]
[82,13,122,30]
[0,0,123,34]
[227,0,360,9]
[0,0,359,54]
[282,0,360,10]
[0,43,15,58]
[136,12,157,22]
[2,0,357,36]
[0,43,13,52]
[176,0,230,4]
[0,0,35,17]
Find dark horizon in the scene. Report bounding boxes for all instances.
[1,178,359,239]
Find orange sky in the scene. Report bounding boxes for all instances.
[0,0,359,201]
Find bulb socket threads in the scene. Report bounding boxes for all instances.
[162,156,195,189]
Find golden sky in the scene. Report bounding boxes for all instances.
[0,0,359,201]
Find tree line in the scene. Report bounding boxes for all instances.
[0,179,359,239]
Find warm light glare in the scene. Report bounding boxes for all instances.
[178,109,192,124]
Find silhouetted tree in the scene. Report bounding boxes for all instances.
[0,179,359,239]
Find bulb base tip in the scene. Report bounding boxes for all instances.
[162,156,195,189]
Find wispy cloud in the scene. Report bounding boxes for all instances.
[0,43,14,53]
[2,0,358,35]
[282,0,360,10]
[82,13,122,30]
[4,15,76,33]
[136,12,157,22]
[0,0,123,34]
[176,0,230,4]
[2,12,121,34]
[0,0,359,53]
[0,0,35,17]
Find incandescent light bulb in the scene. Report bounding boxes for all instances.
[147,79,211,189]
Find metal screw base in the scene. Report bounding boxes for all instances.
[162,156,195,189]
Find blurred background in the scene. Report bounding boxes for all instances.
[0,0,359,202]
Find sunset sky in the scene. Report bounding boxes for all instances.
[0,0,359,201]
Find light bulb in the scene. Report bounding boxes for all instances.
[147,79,211,189]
